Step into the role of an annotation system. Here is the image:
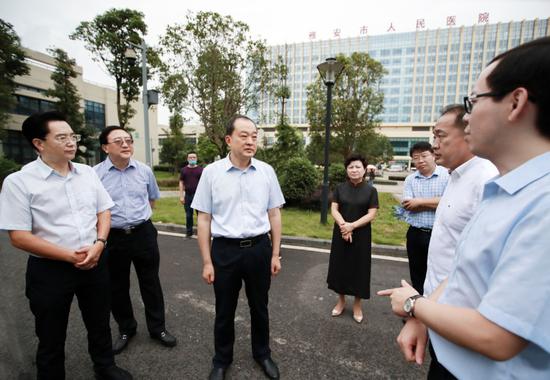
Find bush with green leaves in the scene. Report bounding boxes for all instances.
[0,155,20,188]
[328,162,346,189]
[278,157,319,205]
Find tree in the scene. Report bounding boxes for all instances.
[70,8,149,128]
[45,48,95,161]
[0,19,29,133]
[158,11,270,156]
[306,52,387,164]
[270,55,290,125]
[264,121,304,173]
[159,114,193,172]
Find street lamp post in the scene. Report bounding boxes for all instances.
[125,40,154,167]
[317,58,345,224]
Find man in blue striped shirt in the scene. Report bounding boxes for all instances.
[402,142,449,293]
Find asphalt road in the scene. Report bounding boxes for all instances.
[0,230,428,379]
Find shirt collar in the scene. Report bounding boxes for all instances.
[106,156,136,171]
[223,154,257,172]
[491,151,550,195]
[414,165,445,179]
[451,156,479,178]
[36,156,78,179]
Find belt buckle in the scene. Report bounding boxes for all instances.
[123,227,133,235]
[239,239,252,248]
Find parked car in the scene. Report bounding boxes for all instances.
[386,164,405,172]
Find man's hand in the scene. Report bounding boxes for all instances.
[202,263,215,284]
[179,195,185,205]
[377,279,419,317]
[402,198,423,211]
[271,256,281,276]
[74,242,104,270]
[397,318,428,364]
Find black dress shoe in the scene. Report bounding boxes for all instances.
[208,366,226,380]
[256,357,280,379]
[112,332,135,355]
[94,365,133,380]
[150,330,177,347]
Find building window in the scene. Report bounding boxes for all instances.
[13,95,56,116]
[84,100,106,131]
[2,130,36,165]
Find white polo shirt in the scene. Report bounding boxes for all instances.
[423,156,498,295]
[0,157,114,253]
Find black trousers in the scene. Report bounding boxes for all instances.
[211,234,272,368]
[107,220,166,335]
[25,254,114,380]
[428,341,457,379]
[184,192,196,235]
[406,226,432,294]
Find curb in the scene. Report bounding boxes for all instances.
[154,222,407,258]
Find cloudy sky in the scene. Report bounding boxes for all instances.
[2,0,549,123]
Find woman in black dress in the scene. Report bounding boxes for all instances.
[327,153,379,323]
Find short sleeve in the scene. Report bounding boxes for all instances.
[403,175,414,199]
[179,168,185,181]
[331,184,340,204]
[477,197,550,353]
[0,175,32,231]
[90,169,114,213]
[190,166,212,214]
[145,166,161,200]
[368,187,379,209]
[267,166,285,210]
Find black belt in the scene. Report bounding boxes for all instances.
[411,226,432,233]
[213,234,268,248]
[110,219,152,235]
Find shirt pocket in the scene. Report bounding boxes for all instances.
[76,190,98,216]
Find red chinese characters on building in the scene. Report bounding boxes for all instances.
[360,25,368,35]
[478,12,489,24]
[387,22,396,32]
[309,31,316,40]
[333,28,341,38]
[447,16,456,26]
[416,19,426,30]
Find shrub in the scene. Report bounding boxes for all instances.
[156,178,179,189]
[328,162,346,189]
[278,157,319,205]
[153,164,172,172]
[0,155,20,188]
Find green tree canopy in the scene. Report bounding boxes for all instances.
[45,48,95,161]
[70,8,149,128]
[306,52,387,164]
[157,11,270,156]
[159,114,194,172]
[0,19,29,133]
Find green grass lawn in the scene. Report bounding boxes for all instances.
[154,170,178,180]
[152,192,407,246]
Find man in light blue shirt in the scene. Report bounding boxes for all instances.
[192,115,285,380]
[379,37,550,379]
[0,112,131,380]
[401,142,449,293]
[94,126,176,355]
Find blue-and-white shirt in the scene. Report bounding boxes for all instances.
[191,156,285,239]
[430,151,550,379]
[94,157,160,229]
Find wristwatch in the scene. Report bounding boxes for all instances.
[94,238,107,247]
[403,294,424,317]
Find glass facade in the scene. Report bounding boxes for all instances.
[84,100,106,131]
[261,18,549,126]
[2,130,36,164]
[13,95,56,116]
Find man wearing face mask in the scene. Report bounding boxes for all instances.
[179,152,203,238]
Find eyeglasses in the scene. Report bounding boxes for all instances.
[463,92,501,114]
[107,137,134,146]
[464,91,537,114]
[52,134,81,144]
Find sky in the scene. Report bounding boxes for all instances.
[2,0,549,124]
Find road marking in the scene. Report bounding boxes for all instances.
[158,231,408,263]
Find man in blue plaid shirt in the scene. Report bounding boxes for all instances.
[401,142,449,293]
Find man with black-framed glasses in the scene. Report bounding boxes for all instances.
[94,126,176,357]
[380,36,550,379]
[0,112,132,379]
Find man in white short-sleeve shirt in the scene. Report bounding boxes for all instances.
[0,112,132,380]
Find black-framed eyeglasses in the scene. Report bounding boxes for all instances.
[107,137,134,146]
[464,91,537,114]
[463,92,501,114]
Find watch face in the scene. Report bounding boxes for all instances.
[404,298,413,313]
